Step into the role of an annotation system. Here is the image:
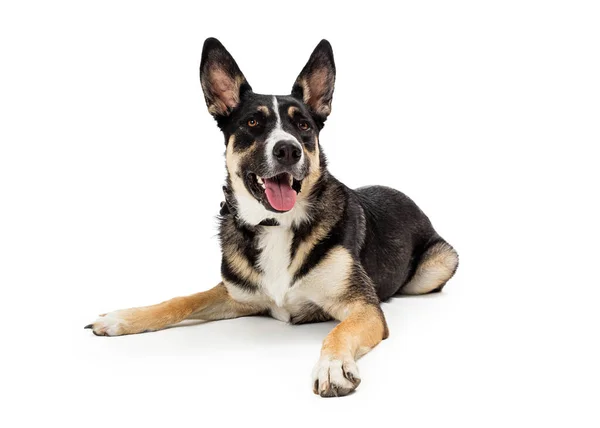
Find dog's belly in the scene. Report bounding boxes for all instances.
[226,279,317,322]
[265,286,313,322]
[270,288,333,324]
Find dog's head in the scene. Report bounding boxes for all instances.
[200,38,335,225]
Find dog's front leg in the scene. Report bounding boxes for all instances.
[312,301,389,397]
[85,282,262,336]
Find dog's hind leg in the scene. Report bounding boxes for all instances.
[399,240,459,295]
[85,283,263,336]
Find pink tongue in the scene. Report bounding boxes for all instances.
[264,176,297,211]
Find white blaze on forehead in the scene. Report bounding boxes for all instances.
[265,96,303,167]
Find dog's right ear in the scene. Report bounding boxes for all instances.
[200,38,252,118]
[291,40,336,125]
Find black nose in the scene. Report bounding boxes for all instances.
[272,140,302,166]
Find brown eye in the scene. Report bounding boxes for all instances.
[247,119,258,127]
[298,121,310,131]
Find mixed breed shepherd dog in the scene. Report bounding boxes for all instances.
[86,38,459,397]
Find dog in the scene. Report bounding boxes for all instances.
[85,38,459,397]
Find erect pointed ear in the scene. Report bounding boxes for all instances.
[200,38,252,117]
[291,40,336,123]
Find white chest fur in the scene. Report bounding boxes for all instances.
[256,226,295,307]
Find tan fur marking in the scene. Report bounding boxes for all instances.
[288,221,329,276]
[401,242,458,295]
[257,105,270,116]
[222,247,262,285]
[287,105,299,117]
[226,135,256,181]
[298,77,311,105]
[294,246,354,311]
[225,135,243,189]
[89,283,262,336]
[296,136,321,203]
[225,135,239,168]
[321,302,388,360]
[187,283,262,320]
[225,136,263,222]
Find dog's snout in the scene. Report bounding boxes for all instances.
[272,140,302,166]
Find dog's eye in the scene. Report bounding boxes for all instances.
[247,119,258,127]
[298,121,310,131]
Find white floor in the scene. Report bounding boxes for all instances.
[59,270,596,427]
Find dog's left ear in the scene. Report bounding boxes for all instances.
[200,38,252,118]
[291,40,336,124]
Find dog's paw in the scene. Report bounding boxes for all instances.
[312,355,361,397]
[84,310,144,337]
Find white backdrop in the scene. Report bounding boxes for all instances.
[1,1,599,427]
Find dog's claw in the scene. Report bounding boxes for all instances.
[84,324,93,329]
[313,357,361,397]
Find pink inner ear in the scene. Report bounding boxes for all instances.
[209,67,240,112]
[308,69,329,100]
[304,68,332,115]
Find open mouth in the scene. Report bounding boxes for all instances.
[246,172,302,212]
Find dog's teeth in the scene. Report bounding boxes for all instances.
[288,175,293,186]
[257,177,265,189]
